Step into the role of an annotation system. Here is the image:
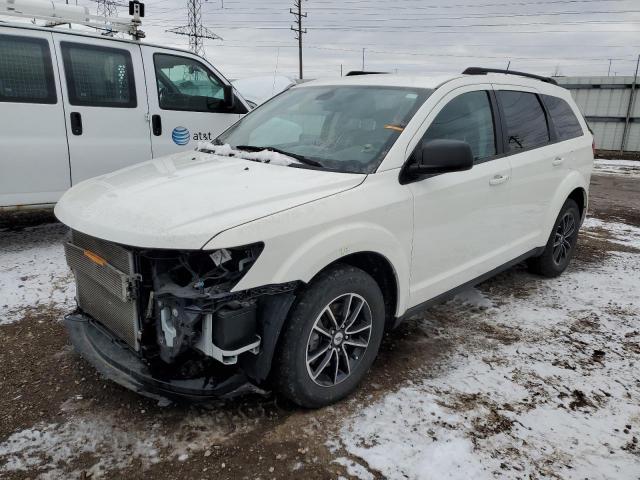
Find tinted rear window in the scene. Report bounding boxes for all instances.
[0,34,56,104]
[543,94,583,141]
[498,91,549,152]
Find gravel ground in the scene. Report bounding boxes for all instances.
[0,160,639,479]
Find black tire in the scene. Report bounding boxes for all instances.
[274,264,385,408]
[527,198,581,278]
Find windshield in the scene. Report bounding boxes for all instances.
[215,85,432,173]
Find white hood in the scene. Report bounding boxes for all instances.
[54,151,365,249]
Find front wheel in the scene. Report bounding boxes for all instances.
[527,198,581,277]
[274,265,385,408]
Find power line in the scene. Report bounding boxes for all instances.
[290,0,306,79]
[167,0,221,57]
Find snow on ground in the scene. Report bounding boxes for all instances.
[334,218,640,479]
[594,159,640,178]
[0,223,74,325]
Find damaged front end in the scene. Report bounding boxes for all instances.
[63,230,298,402]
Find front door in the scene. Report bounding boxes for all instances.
[407,86,513,306]
[0,29,69,207]
[53,34,152,184]
[140,46,247,157]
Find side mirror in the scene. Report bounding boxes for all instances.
[408,139,474,176]
[223,84,235,109]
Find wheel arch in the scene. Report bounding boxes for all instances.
[540,172,589,245]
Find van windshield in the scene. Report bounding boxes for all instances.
[214,85,431,174]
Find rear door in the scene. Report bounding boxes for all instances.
[53,34,152,184]
[492,86,562,251]
[0,29,69,207]
[140,46,247,157]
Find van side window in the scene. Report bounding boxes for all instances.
[61,43,136,108]
[542,95,584,141]
[154,54,225,112]
[0,35,56,104]
[497,91,549,152]
[422,90,496,163]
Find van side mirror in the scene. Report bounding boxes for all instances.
[407,139,474,176]
[223,84,235,109]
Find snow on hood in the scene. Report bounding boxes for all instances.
[197,142,301,167]
[54,149,364,250]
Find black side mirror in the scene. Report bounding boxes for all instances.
[407,139,474,176]
[223,84,235,109]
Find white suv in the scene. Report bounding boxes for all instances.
[55,68,593,407]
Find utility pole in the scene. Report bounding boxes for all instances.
[290,0,307,80]
[608,58,613,76]
[362,48,365,70]
[96,0,118,20]
[168,0,222,58]
[621,54,640,153]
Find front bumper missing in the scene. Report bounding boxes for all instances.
[64,313,249,402]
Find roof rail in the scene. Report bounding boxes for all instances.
[462,67,558,85]
[345,71,388,76]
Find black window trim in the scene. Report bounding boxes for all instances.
[60,41,137,108]
[152,52,247,114]
[540,93,585,143]
[0,34,57,105]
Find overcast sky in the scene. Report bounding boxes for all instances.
[6,0,640,79]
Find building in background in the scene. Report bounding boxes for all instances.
[555,76,639,155]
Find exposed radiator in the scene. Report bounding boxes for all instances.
[65,230,140,350]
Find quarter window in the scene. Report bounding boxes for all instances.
[0,35,56,104]
[61,43,136,108]
[497,91,549,152]
[154,54,225,112]
[422,91,496,162]
[543,95,584,141]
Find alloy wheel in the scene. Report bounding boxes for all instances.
[553,211,576,265]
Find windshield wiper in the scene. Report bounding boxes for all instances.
[235,145,324,168]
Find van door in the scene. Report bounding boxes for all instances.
[0,29,69,207]
[52,35,152,184]
[140,46,247,157]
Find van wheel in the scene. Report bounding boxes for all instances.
[527,198,580,278]
[274,264,385,408]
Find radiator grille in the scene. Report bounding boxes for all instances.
[66,231,140,350]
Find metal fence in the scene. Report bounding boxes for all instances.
[554,76,639,153]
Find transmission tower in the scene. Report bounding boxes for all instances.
[96,0,118,20]
[168,0,221,58]
[290,0,307,80]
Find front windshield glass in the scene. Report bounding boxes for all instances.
[216,85,432,173]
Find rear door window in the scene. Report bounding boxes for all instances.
[497,91,549,152]
[422,90,496,163]
[542,94,584,141]
[61,42,136,108]
[0,34,56,104]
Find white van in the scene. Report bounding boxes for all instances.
[0,22,249,209]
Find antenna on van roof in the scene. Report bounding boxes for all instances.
[0,0,146,39]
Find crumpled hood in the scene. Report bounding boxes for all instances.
[55,151,365,249]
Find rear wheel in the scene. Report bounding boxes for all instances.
[527,198,580,277]
[274,264,385,408]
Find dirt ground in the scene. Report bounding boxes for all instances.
[0,169,639,479]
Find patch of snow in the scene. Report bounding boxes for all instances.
[197,142,301,167]
[0,223,75,325]
[582,216,640,249]
[336,217,640,479]
[594,159,640,178]
[334,457,374,480]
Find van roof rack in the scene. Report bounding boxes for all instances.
[345,71,388,76]
[0,0,146,39]
[462,67,558,85]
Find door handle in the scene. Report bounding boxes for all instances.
[70,112,82,136]
[552,157,565,166]
[152,114,162,136]
[489,174,509,186]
